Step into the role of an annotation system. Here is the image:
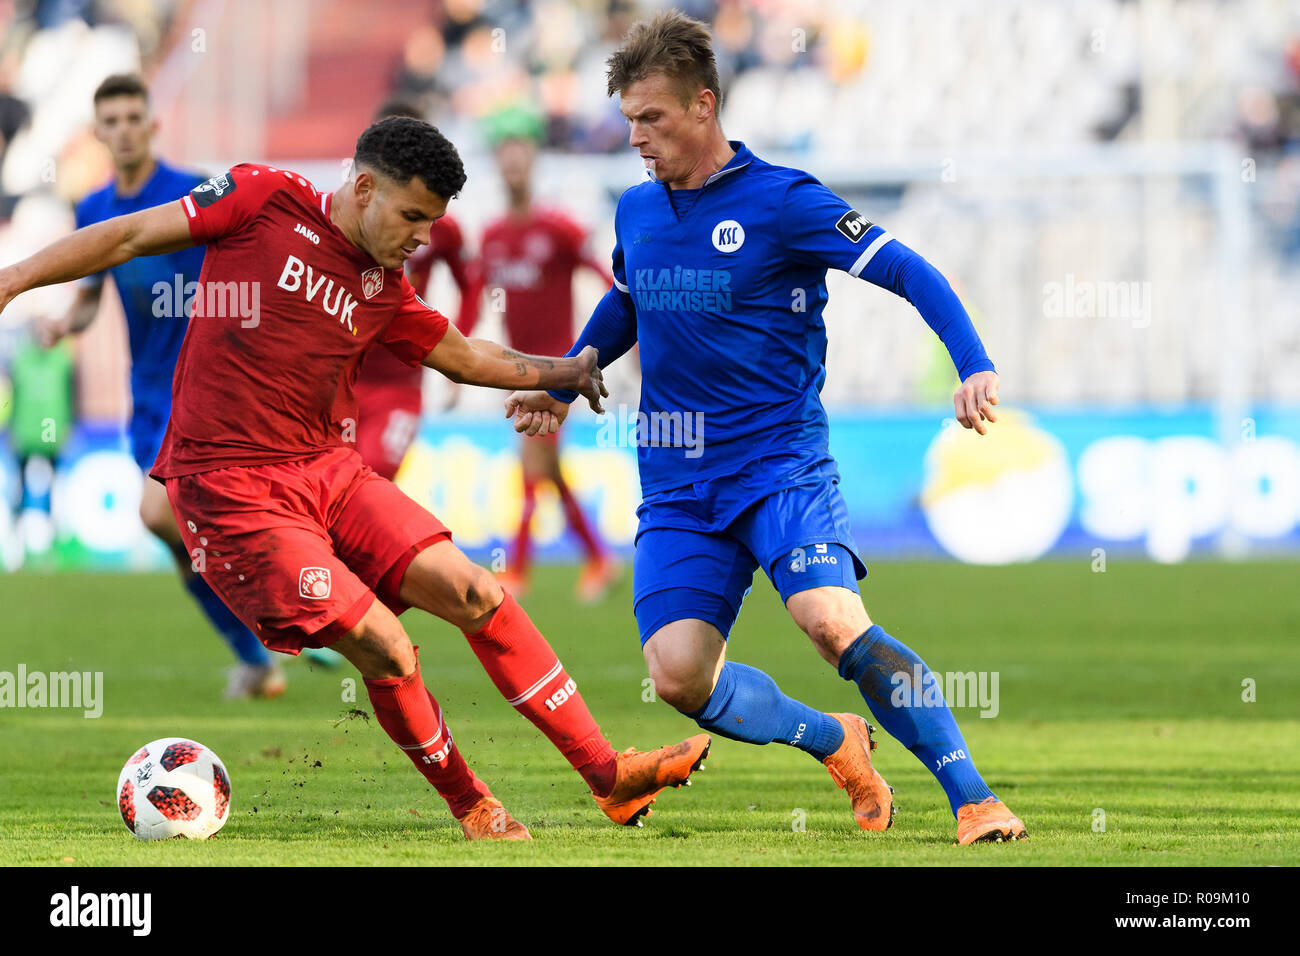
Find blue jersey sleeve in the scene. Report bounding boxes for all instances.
[548,201,637,404]
[781,176,995,381]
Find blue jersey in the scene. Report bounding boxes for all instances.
[75,159,208,395]
[556,141,995,496]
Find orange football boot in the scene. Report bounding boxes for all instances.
[592,734,711,826]
[575,557,622,605]
[956,797,1027,845]
[457,795,532,841]
[823,713,895,831]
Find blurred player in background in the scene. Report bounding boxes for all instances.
[39,74,285,699]
[0,117,709,838]
[7,333,73,561]
[354,100,478,482]
[462,105,618,603]
[509,12,1025,845]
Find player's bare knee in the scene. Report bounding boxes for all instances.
[361,635,415,679]
[647,663,712,714]
[455,565,505,631]
[799,613,859,663]
[338,614,414,679]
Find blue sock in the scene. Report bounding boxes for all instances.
[183,574,271,667]
[837,625,995,816]
[685,661,845,761]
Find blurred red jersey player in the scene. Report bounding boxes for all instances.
[354,101,478,480]
[462,107,618,603]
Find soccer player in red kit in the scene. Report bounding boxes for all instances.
[353,101,478,481]
[0,118,708,839]
[462,110,619,603]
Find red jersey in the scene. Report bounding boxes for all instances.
[357,212,475,390]
[153,163,449,478]
[463,205,612,356]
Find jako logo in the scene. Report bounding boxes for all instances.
[789,543,838,572]
[299,567,332,600]
[49,886,152,936]
[711,219,745,252]
[934,749,967,772]
[294,222,320,245]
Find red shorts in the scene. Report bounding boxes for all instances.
[166,446,448,654]
[355,383,422,481]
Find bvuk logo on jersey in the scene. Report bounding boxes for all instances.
[712,219,745,253]
[299,567,332,600]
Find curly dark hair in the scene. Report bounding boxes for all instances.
[353,116,466,199]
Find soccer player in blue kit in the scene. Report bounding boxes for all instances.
[508,12,1026,844]
[40,75,285,699]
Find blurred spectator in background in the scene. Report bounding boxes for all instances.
[0,54,30,218]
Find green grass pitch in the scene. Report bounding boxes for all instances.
[1,560,1297,866]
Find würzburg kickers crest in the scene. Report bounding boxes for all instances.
[299,567,332,599]
[361,267,384,299]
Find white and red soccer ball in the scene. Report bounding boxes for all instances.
[116,738,231,840]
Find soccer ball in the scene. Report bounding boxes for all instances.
[116,737,231,840]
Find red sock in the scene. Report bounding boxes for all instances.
[464,593,618,796]
[364,650,491,818]
[512,476,538,578]
[555,475,603,561]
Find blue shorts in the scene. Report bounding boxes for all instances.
[130,388,172,472]
[633,458,866,645]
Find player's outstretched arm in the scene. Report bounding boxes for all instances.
[423,322,608,412]
[0,200,194,315]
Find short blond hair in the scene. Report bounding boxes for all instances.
[606,9,721,110]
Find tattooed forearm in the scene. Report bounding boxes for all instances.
[502,348,556,371]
